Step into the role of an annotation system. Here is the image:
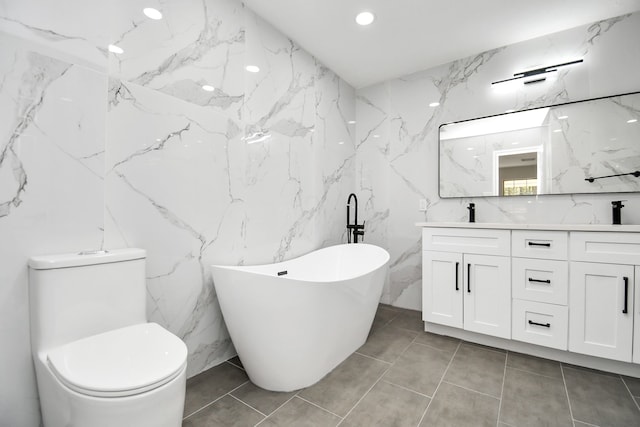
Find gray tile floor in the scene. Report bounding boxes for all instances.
[182,304,640,427]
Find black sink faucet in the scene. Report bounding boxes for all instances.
[467,203,475,223]
[612,200,625,225]
[347,193,365,243]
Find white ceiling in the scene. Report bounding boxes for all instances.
[242,0,640,89]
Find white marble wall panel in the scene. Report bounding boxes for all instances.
[105,3,356,379]
[356,12,640,310]
[105,78,242,375]
[314,65,356,246]
[0,33,106,427]
[109,0,245,119]
[0,0,108,70]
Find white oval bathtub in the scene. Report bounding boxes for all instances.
[211,243,390,391]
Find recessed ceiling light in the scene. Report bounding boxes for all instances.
[348,120,356,124]
[429,102,440,107]
[627,119,638,123]
[245,65,260,73]
[355,11,375,26]
[338,141,345,145]
[372,134,380,138]
[108,44,124,54]
[202,85,215,92]
[143,7,163,20]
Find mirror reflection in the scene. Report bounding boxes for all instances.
[439,92,640,198]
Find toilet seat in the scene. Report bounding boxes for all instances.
[47,323,187,398]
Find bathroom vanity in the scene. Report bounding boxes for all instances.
[418,222,640,376]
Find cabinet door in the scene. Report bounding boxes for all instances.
[463,254,511,339]
[422,251,463,328]
[569,262,634,362]
[634,266,640,364]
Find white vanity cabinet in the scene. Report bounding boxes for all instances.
[420,223,640,376]
[511,231,569,350]
[422,228,511,339]
[568,232,640,363]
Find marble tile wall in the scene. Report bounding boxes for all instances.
[356,12,640,310]
[0,1,354,426]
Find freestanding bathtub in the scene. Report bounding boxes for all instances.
[211,243,390,391]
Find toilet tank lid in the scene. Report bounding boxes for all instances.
[29,248,146,270]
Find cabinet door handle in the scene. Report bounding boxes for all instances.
[528,242,551,247]
[455,262,459,291]
[467,263,471,293]
[528,320,551,328]
[623,276,629,314]
[528,278,551,284]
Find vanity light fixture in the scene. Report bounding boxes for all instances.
[355,11,375,26]
[143,7,163,20]
[202,85,215,92]
[245,65,260,73]
[108,44,124,54]
[491,59,583,86]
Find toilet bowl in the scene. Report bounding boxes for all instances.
[29,249,188,427]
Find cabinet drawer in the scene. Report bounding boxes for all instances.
[512,258,568,305]
[512,230,568,260]
[512,300,568,350]
[422,228,510,256]
[570,232,640,264]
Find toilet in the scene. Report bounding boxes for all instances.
[28,248,188,427]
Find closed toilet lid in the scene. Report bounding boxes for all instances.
[47,323,187,397]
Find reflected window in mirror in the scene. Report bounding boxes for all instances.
[439,91,640,198]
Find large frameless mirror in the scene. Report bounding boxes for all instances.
[439,91,640,198]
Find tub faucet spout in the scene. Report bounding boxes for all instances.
[347,193,365,243]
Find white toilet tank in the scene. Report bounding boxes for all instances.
[29,249,148,353]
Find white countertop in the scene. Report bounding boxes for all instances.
[415,222,640,232]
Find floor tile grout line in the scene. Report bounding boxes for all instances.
[379,378,432,399]
[182,379,250,420]
[572,419,601,427]
[495,350,508,427]
[335,353,396,426]
[411,339,460,355]
[439,380,502,401]
[295,395,345,420]
[253,394,299,427]
[463,340,509,356]
[226,359,245,371]
[353,350,394,365]
[415,339,462,427]
[506,364,564,381]
[620,375,640,412]
[228,393,269,418]
[560,363,577,427]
